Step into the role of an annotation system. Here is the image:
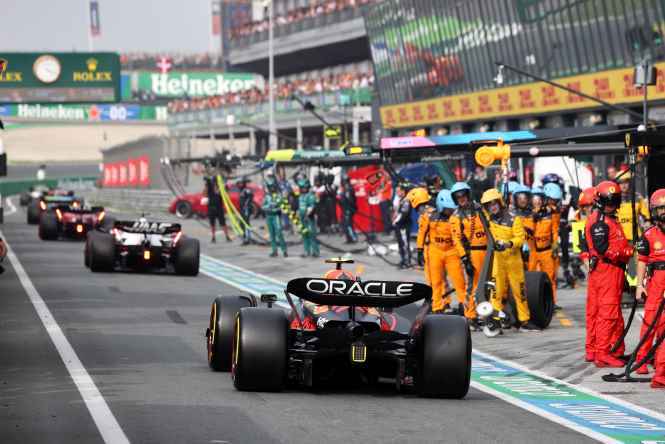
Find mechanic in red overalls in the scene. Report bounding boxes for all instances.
[634,189,665,382]
[585,181,634,368]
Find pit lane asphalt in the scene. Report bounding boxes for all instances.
[0,211,595,444]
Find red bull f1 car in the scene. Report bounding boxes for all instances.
[206,258,471,398]
[85,218,199,275]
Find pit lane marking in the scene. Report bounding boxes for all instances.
[4,196,16,216]
[556,310,573,327]
[201,253,665,444]
[0,230,130,444]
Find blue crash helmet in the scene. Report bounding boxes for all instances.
[436,189,457,212]
[543,182,563,200]
[531,186,545,196]
[513,184,531,195]
[450,181,472,205]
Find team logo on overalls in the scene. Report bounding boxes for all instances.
[655,241,662,250]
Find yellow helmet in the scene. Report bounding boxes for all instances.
[480,188,504,206]
[406,187,430,208]
[616,169,631,182]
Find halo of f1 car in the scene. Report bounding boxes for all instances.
[206,258,471,398]
[84,217,200,275]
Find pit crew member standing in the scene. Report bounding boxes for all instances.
[481,189,540,331]
[585,181,633,367]
[204,175,231,243]
[617,170,650,242]
[410,187,434,276]
[634,189,665,376]
[238,178,254,245]
[262,180,288,258]
[298,178,320,258]
[450,182,487,296]
[528,186,559,305]
[338,175,358,244]
[392,183,413,269]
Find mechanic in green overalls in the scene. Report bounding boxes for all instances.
[262,177,288,258]
[298,178,320,258]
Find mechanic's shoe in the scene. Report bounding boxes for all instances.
[585,353,595,362]
[226,236,232,242]
[651,376,665,389]
[518,322,542,332]
[312,253,320,258]
[553,304,562,311]
[283,252,288,258]
[468,319,480,332]
[300,253,310,258]
[634,364,650,375]
[211,237,216,243]
[269,251,278,257]
[594,354,626,368]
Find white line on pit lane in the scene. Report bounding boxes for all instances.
[0,230,129,444]
[4,197,16,216]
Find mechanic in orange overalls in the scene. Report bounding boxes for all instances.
[585,181,633,367]
[573,186,597,265]
[634,189,665,379]
[449,182,487,296]
[528,186,559,305]
[420,189,477,324]
[410,187,434,279]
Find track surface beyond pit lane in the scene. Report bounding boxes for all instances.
[0,213,595,444]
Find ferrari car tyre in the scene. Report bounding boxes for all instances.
[89,232,115,272]
[232,308,288,391]
[175,200,193,219]
[207,296,254,371]
[417,314,471,398]
[174,237,200,276]
[525,271,554,329]
[38,211,59,240]
[27,201,40,224]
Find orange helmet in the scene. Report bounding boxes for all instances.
[595,181,621,208]
[578,186,596,207]
[406,187,430,209]
[324,269,355,280]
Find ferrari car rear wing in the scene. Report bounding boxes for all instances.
[286,278,431,308]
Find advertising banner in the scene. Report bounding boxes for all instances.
[134,71,263,98]
[118,162,128,187]
[128,158,139,186]
[380,63,665,128]
[0,52,120,103]
[138,156,150,187]
[103,156,150,188]
[0,103,167,122]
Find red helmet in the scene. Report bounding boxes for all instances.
[595,181,621,208]
[324,269,356,280]
[650,188,665,211]
[578,186,596,207]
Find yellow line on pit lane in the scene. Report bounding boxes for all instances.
[555,310,573,327]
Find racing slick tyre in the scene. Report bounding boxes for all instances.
[85,231,101,268]
[207,296,254,371]
[417,314,471,398]
[89,232,115,272]
[27,201,40,225]
[525,271,554,329]
[232,308,288,391]
[175,200,193,219]
[38,211,58,240]
[174,237,200,276]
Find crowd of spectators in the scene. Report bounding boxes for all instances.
[168,68,374,114]
[120,53,223,71]
[230,0,376,39]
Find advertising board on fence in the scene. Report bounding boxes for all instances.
[102,156,149,188]
[0,103,167,122]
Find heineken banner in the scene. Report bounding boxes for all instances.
[0,103,167,122]
[0,52,120,103]
[130,71,263,98]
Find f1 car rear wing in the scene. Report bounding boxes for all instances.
[114,220,181,234]
[286,278,431,308]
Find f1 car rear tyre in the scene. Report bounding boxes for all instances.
[27,201,40,225]
[232,307,288,391]
[175,200,193,219]
[38,211,58,240]
[525,271,554,329]
[174,237,200,276]
[89,232,115,272]
[417,315,471,398]
[85,232,101,268]
[207,296,254,371]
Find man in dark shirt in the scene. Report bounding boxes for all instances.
[238,178,254,245]
[205,175,231,243]
[338,175,358,243]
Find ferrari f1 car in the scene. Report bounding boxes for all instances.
[38,202,108,241]
[85,218,199,275]
[27,193,82,225]
[206,258,471,398]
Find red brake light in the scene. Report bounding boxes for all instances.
[143,250,151,261]
[76,224,83,233]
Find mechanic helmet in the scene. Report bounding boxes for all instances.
[542,173,564,187]
[297,178,311,192]
[506,181,519,194]
[450,182,471,205]
[578,186,596,207]
[406,187,430,209]
[436,189,457,213]
[480,188,504,207]
[616,169,631,183]
[531,186,544,196]
[649,189,665,222]
[543,182,563,201]
[596,181,621,209]
[513,184,531,208]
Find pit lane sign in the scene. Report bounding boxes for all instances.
[0,52,120,103]
[381,62,665,128]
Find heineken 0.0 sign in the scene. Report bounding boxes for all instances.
[0,52,120,103]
